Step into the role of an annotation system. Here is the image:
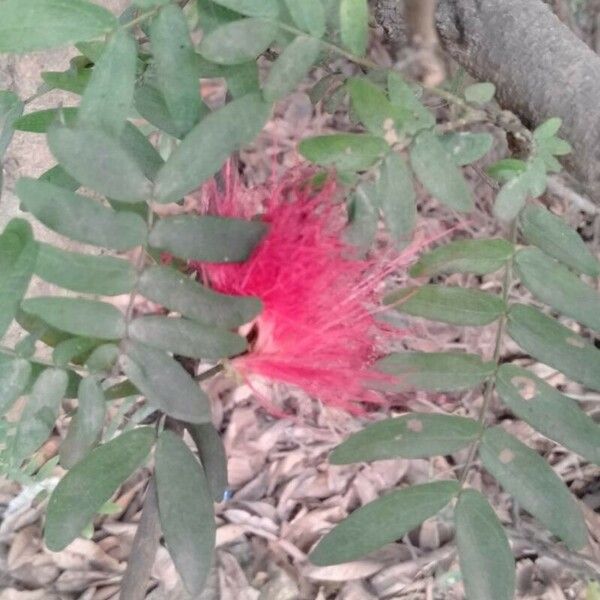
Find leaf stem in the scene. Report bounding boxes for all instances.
[121,6,161,31]
[273,21,379,71]
[458,223,517,486]
[124,209,155,336]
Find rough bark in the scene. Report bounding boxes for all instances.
[436,0,600,201]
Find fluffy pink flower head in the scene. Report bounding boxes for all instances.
[190,166,420,414]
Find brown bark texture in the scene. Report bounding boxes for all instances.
[436,0,600,201]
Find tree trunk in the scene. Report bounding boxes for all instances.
[436,0,600,202]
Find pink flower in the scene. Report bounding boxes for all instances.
[190,167,421,414]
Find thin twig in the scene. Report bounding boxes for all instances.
[458,222,517,486]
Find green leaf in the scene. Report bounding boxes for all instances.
[0,358,31,415]
[330,413,482,463]
[410,130,473,212]
[345,184,379,251]
[464,82,495,105]
[339,0,368,56]
[385,286,504,326]
[198,18,278,65]
[47,125,152,202]
[120,340,211,423]
[155,431,215,595]
[455,489,515,600]
[52,337,101,367]
[284,0,325,37]
[480,426,587,550]
[376,352,494,392]
[12,368,68,465]
[387,73,435,134]
[299,134,388,171]
[154,93,270,202]
[410,239,513,277]
[42,68,92,95]
[14,107,78,133]
[493,176,528,221]
[149,215,266,262]
[35,243,136,297]
[211,0,279,18]
[196,0,243,33]
[494,158,547,221]
[0,91,24,158]
[134,84,183,138]
[507,304,600,392]
[17,115,162,181]
[538,136,572,156]
[496,364,600,465]
[77,30,136,138]
[16,310,72,350]
[515,247,600,331]
[0,0,117,53]
[150,5,203,137]
[347,77,398,136]
[85,343,119,374]
[263,36,321,102]
[310,481,460,565]
[129,316,246,360]
[45,427,155,551]
[16,178,147,251]
[309,74,341,104]
[376,153,416,246]
[19,360,80,400]
[533,117,562,140]
[133,0,169,6]
[187,423,228,502]
[0,219,37,340]
[138,265,261,329]
[439,132,494,166]
[60,377,106,469]
[224,61,260,97]
[519,204,600,276]
[119,478,161,600]
[487,158,527,182]
[21,297,126,341]
[524,156,547,197]
[39,165,80,191]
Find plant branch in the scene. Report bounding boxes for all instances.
[124,209,155,336]
[458,222,517,486]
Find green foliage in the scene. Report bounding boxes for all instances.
[45,428,155,551]
[410,130,474,211]
[0,2,597,598]
[480,427,587,550]
[385,285,505,326]
[148,215,267,261]
[339,0,369,56]
[455,490,515,600]
[128,315,247,359]
[187,423,229,502]
[310,481,460,565]
[59,377,106,468]
[120,340,211,423]
[376,352,494,392]
[0,219,37,339]
[155,431,216,594]
[263,36,321,101]
[35,243,136,296]
[410,239,514,277]
[330,413,482,463]
[0,0,117,53]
